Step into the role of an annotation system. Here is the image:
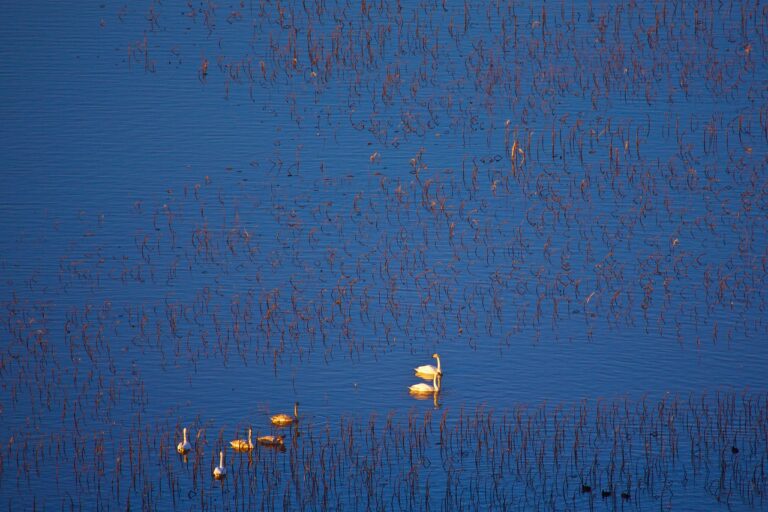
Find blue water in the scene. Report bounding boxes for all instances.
[1,1,767,510]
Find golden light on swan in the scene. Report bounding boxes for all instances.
[409,371,441,394]
[414,353,442,379]
[213,451,227,479]
[176,427,192,454]
[230,428,254,451]
[257,434,286,447]
[270,402,299,426]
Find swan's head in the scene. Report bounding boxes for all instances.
[432,353,439,359]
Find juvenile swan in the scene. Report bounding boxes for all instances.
[177,428,192,454]
[213,451,227,479]
[270,402,299,426]
[257,434,286,446]
[230,429,254,451]
[414,353,442,379]
[409,371,441,394]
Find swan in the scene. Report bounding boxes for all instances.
[270,402,299,426]
[257,434,285,447]
[409,371,441,394]
[230,428,254,451]
[177,427,192,454]
[213,451,226,479]
[414,353,442,379]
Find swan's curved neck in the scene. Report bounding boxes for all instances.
[435,355,441,372]
[248,429,252,441]
[294,403,299,418]
[219,451,224,466]
[183,428,188,443]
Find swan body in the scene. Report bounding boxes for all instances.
[409,371,441,394]
[414,353,442,378]
[230,429,253,451]
[270,402,299,426]
[257,434,285,446]
[177,428,192,454]
[213,451,226,479]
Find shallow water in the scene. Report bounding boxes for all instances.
[1,0,767,510]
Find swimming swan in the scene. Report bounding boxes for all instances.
[213,451,227,479]
[230,428,254,451]
[257,434,285,447]
[414,353,442,379]
[270,402,299,426]
[409,371,441,394]
[177,427,192,454]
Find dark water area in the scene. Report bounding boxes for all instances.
[1,1,767,510]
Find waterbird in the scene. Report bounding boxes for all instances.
[213,451,226,479]
[409,370,441,394]
[414,353,442,379]
[257,434,285,447]
[177,427,192,454]
[230,428,253,451]
[271,402,299,426]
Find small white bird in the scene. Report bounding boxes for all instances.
[177,428,192,454]
[414,353,442,379]
[409,370,441,394]
[213,451,227,479]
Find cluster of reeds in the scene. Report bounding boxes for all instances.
[1,390,765,509]
[35,0,759,364]
[1,0,766,509]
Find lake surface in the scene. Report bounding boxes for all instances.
[1,0,767,510]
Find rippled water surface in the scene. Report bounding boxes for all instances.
[1,1,767,510]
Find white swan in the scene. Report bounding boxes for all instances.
[409,370,441,394]
[270,402,299,426]
[414,353,442,379]
[213,451,227,479]
[230,428,253,451]
[177,427,192,454]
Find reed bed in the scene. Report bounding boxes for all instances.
[29,0,763,367]
[1,391,766,510]
[1,0,766,509]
